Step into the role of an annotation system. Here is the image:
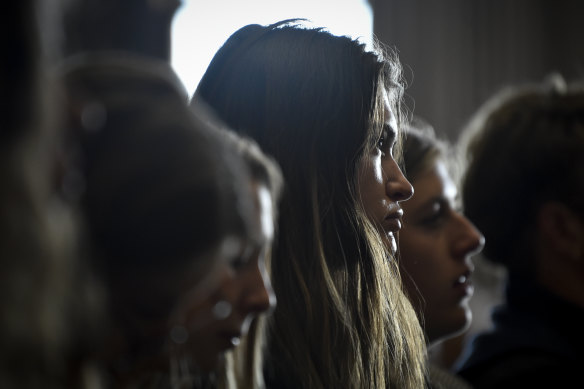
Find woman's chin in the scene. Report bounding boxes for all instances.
[384,232,398,256]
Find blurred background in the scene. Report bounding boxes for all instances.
[172,0,584,141]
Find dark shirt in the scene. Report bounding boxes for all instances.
[455,274,584,388]
[428,364,472,389]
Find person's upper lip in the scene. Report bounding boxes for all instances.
[385,206,404,220]
[382,206,404,233]
[453,267,474,286]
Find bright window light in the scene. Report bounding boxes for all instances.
[171,0,373,97]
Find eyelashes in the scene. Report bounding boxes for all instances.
[376,132,396,157]
[377,133,387,150]
[230,245,264,273]
[230,245,254,271]
[419,210,446,228]
[418,199,463,229]
[375,123,397,157]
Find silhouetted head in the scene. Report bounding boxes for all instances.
[59,53,263,383]
[460,76,584,275]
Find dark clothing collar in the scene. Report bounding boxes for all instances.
[456,273,584,372]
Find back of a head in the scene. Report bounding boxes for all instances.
[62,0,179,60]
[460,76,584,273]
[59,54,252,375]
[60,54,248,264]
[194,21,426,389]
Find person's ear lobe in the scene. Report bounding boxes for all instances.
[537,202,583,263]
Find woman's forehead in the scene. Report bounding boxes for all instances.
[382,89,398,128]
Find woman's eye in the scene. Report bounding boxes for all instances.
[422,213,442,227]
[230,246,263,273]
[377,132,392,155]
[376,127,396,157]
[420,202,448,228]
[230,255,247,271]
[377,135,386,150]
[229,246,252,271]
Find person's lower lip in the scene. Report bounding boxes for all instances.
[454,280,474,297]
[384,217,402,232]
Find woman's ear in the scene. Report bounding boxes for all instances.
[537,202,583,263]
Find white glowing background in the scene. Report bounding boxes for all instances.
[171,0,373,97]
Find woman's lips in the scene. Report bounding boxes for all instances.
[453,272,474,297]
[383,217,402,232]
[384,209,403,232]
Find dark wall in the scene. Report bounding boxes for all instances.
[371,0,584,141]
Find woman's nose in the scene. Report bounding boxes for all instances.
[242,263,276,316]
[385,160,414,202]
[452,213,485,258]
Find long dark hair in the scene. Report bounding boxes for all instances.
[195,21,426,389]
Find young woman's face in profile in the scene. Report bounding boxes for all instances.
[399,158,484,344]
[357,92,414,254]
[177,181,276,372]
